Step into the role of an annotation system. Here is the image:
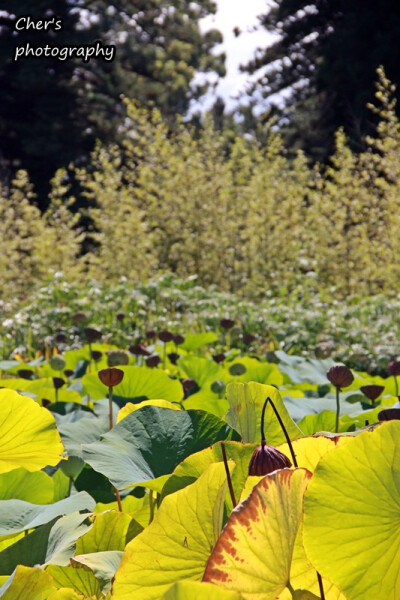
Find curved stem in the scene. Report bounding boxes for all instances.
[148,490,155,524]
[264,397,298,467]
[286,581,296,597]
[115,488,123,512]
[317,571,326,600]
[335,387,340,433]
[394,375,399,398]
[221,441,237,507]
[260,397,268,443]
[108,387,113,429]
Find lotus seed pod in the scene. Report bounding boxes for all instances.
[50,355,66,372]
[212,353,225,364]
[159,330,173,343]
[52,377,65,390]
[60,456,85,479]
[248,442,292,476]
[116,312,125,322]
[54,332,67,344]
[72,311,87,324]
[64,369,74,378]
[17,369,34,380]
[387,360,400,376]
[360,385,384,401]
[173,334,185,345]
[243,333,256,345]
[210,379,226,395]
[98,367,124,388]
[129,344,151,356]
[146,330,156,339]
[146,355,160,368]
[182,378,197,396]
[84,327,102,342]
[220,318,234,330]
[168,352,180,365]
[229,363,247,376]
[91,350,103,362]
[107,350,129,367]
[326,365,354,389]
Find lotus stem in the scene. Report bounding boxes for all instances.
[335,387,340,433]
[263,397,298,468]
[221,441,237,507]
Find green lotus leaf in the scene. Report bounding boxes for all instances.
[112,462,232,600]
[303,420,400,600]
[57,415,110,459]
[298,410,337,435]
[0,469,54,503]
[71,551,123,592]
[161,441,257,511]
[203,469,311,599]
[0,492,95,536]
[47,588,83,600]
[162,581,243,599]
[226,382,302,444]
[0,512,92,575]
[179,333,218,351]
[82,406,240,491]
[76,510,132,553]
[224,358,283,386]
[183,391,229,419]
[178,357,222,387]
[82,365,183,404]
[0,389,65,474]
[0,565,55,599]
[45,563,101,598]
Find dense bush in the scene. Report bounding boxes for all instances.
[1,69,400,301]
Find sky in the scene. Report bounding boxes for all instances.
[194,0,277,111]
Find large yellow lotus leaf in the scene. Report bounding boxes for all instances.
[0,389,64,473]
[0,566,55,599]
[161,441,257,511]
[75,510,132,553]
[117,399,180,423]
[203,469,311,600]
[94,495,150,528]
[277,435,352,473]
[303,421,400,600]
[226,382,302,444]
[47,589,84,600]
[278,522,346,600]
[162,581,243,599]
[45,564,101,598]
[0,468,54,503]
[112,462,233,600]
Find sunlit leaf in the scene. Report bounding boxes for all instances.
[0,566,54,599]
[112,463,232,599]
[203,469,311,599]
[161,581,243,599]
[117,399,180,423]
[0,389,64,473]
[0,469,53,503]
[76,510,132,554]
[82,366,183,404]
[226,382,302,444]
[303,421,400,600]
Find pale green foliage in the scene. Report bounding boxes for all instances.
[2,69,400,301]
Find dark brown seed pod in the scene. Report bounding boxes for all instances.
[54,332,67,344]
[387,360,400,376]
[145,355,160,368]
[326,365,354,389]
[17,369,34,380]
[182,378,197,397]
[129,344,151,357]
[116,312,125,322]
[173,334,185,345]
[91,350,103,362]
[360,385,384,401]
[146,330,156,339]
[84,327,102,342]
[378,408,400,421]
[168,352,180,365]
[159,330,173,343]
[243,333,256,345]
[64,370,74,378]
[72,311,87,324]
[98,367,124,388]
[52,377,65,390]
[220,318,234,330]
[248,441,292,476]
[212,353,225,364]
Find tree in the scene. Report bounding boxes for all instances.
[244,0,400,159]
[0,0,224,206]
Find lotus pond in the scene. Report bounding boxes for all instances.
[0,326,399,600]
